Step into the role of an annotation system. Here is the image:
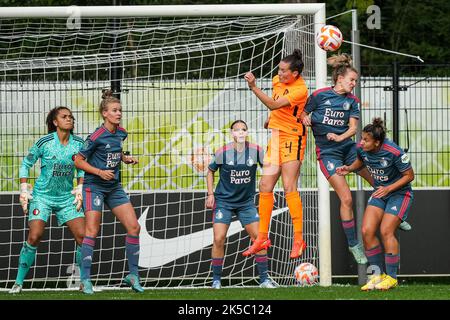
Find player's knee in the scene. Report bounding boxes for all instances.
[74,233,84,246]
[127,223,140,236]
[259,180,273,192]
[361,225,375,239]
[85,225,100,238]
[283,184,297,194]
[379,225,395,240]
[340,194,353,210]
[27,233,42,247]
[213,235,225,248]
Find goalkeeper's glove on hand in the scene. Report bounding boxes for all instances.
[71,184,83,211]
[19,183,33,214]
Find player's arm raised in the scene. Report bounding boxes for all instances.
[244,72,290,111]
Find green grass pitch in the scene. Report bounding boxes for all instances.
[1,283,450,300]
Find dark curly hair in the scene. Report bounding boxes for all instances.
[363,117,386,143]
[46,106,74,134]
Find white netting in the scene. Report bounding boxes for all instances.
[0,13,320,289]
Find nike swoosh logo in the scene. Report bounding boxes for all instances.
[138,206,289,268]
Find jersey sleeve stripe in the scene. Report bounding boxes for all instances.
[216,144,233,156]
[247,143,262,152]
[90,127,106,141]
[36,135,54,148]
[347,93,361,103]
[312,86,332,97]
[382,144,401,156]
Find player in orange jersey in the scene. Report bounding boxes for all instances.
[242,49,308,259]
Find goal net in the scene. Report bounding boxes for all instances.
[0,4,328,290]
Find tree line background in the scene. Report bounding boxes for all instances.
[0,0,449,76]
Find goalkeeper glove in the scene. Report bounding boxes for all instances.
[71,184,83,212]
[19,183,33,214]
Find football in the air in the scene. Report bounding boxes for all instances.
[316,25,343,51]
[294,262,319,285]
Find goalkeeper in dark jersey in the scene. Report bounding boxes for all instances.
[9,107,85,294]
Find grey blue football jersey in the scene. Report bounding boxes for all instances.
[209,142,264,208]
[305,87,360,143]
[78,125,127,187]
[356,139,412,191]
[19,132,85,200]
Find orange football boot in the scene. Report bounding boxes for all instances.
[290,239,307,259]
[242,238,272,257]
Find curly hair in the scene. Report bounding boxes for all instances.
[46,106,74,134]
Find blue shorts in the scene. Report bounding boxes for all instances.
[83,183,130,212]
[368,189,413,222]
[213,203,259,227]
[315,138,360,179]
[29,196,84,226]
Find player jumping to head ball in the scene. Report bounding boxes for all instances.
[243,49,308,259]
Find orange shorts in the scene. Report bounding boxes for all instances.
[264,129,307,166]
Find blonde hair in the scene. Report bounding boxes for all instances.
[327,53,358,84]
[99,89,121,118]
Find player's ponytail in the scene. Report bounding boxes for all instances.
[327,53,358,84]
[363,117,386,143]
[281,49,304,76]
[99,89,121,118]
[46,106,74,134]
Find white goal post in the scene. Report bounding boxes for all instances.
[0,4,330,288]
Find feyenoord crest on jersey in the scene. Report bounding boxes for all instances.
[342,101,351,110]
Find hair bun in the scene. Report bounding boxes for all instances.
[372,117,385,128]
[327,53,353,68]
[292,49,303,61]
[102,89,114,100]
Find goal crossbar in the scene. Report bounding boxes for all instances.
[1,4,325,18]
